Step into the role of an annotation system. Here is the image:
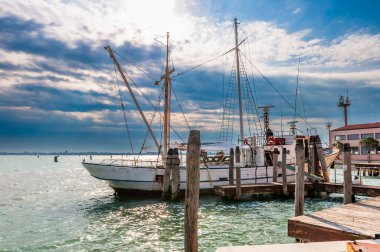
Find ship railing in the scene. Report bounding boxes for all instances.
[99,158,162,167]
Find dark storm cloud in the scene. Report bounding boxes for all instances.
[0,84,118,112]
[0,15,164,71]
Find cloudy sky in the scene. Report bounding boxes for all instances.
[1,0,379,152]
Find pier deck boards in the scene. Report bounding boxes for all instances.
[214,182,312,197]
[288,197,380,242]
[214,182,380,198]
[216,239,380,252]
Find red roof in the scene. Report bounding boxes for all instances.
[332,122,380,131]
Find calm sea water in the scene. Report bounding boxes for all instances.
[0,155,379,251]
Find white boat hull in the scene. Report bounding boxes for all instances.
[82,162,295,193]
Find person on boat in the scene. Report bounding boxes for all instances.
[266,129,275,145]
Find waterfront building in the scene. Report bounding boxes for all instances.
[329,122,380,162]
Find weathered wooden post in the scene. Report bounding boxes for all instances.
[295,139,305,217]
[343,143,353,204]
[235,146,241,200]
[272,148,279,182]
[162,148,173,199]
[171,148,181,201]
[281,148,288,196]
[308,136,317,175]
[184,130,201,252]
[229,148,234,185]
[316,135,329,182]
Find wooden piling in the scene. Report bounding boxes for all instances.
[281,148,288,196]
[162,148,173,199]
[184,130,201,252]
[316,135,329,182]
[311,136,322,177]
[235,146,241,200]
[295,139,305,217]
[229,148,234,185]
[170,148,181,201]
[272,148,279,182]
[308,136,316,175]
[343,143,353,204]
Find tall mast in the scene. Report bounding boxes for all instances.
[104,46,160,151]
[163,32,171,158]
[234,18,244,141]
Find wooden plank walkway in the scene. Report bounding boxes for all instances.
[288,196,380,242]
[316,183,380,197]
[216,239,380,252]
[214,182,380,198]
[214,182,312,197]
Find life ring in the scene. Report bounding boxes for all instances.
[267,136,275,145]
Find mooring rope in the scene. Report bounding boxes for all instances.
[113,62,134,153]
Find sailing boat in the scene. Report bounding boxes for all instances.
[82,19,338,194]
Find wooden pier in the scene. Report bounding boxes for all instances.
[214,182,380,198]
[214,182,308,197]
[288,196,380,242]
[217,239,380,252]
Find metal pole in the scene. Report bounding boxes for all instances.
[163,32,171,160]
[234,18,244,141]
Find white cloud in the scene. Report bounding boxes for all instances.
[1,0,380,142]
[1,0,379,79]
[292,8,301,14]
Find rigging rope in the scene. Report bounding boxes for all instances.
[137,85,164,160]
[120,66,187,144]
[171,80,191,130]
[113,50,157,82]
[172,48,235,79]
[294,57,300,122]
[239,51,312,130]
[299,77,308,127]
[113,62,134,153]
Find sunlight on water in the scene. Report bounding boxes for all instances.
[0,155,378,251]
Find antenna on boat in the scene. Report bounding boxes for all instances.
[258,105,275,135]
[288,121,298,135]
[234,18,244,142]
[104,45,161,151]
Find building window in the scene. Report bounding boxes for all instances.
[375,133,380,139]
[351,147,359,155]
[335,135,346,141]
[361,133,374,139]
[347,134,359,140]
[361,146,375,155]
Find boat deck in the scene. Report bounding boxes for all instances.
[288,196,380,242]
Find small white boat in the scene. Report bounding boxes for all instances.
[83,145,296,193]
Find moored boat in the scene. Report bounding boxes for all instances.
[82,19,338,195]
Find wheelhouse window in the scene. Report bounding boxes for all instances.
[375,133,380,139]
[335,135,346,141]
[361,146,375,155]
[347,134,359,140]
[361,133,374,139]
[351,147,359,155]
